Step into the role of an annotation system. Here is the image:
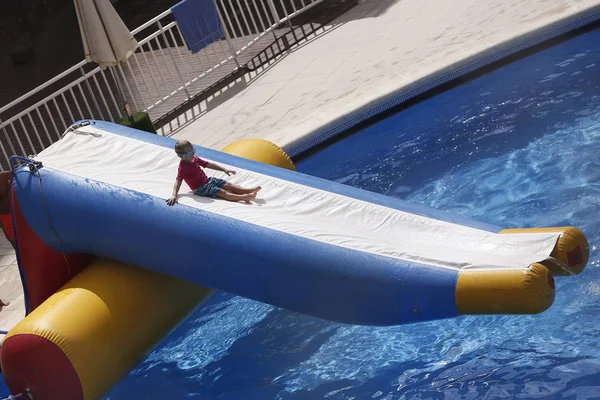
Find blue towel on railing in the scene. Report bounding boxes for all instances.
[171,0,225,54]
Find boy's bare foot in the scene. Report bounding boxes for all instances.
[241,192,257,204]
[253,186,262,194]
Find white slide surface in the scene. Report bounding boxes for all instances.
[35,126,560,271]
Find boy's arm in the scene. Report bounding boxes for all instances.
[172,179,182,196]
[205,161,236,176]
[166,180,182,206]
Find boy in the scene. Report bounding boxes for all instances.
[166,140,261,206]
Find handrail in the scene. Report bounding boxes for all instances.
[131,9,172,35]
[0,0,326,170]
[0,60,88,115]
[0,8,174,116]
[1,67,105,128]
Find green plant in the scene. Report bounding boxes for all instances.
[117,111,157,135]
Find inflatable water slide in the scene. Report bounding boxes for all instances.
[0,120,588,399]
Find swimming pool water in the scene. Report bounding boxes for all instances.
[113,26,600,400]
[2,25,598,400]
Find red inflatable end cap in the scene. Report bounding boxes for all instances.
[1,334,83,400]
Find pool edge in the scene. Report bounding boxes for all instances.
[285,4,600,159]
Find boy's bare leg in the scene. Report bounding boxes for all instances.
[222,182,261,195]
[216,189,256,203]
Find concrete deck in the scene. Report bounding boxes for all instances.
[2,0,600,334]
[171,0,600,156]
[0,237,24,335]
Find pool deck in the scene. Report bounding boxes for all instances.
[1,0,600,335]
[171,0,600,157]
[0,238,24,335]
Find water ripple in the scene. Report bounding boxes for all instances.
[106,26,600,400]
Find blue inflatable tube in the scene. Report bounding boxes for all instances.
[16,120,531,326]
[91,121,501,233]
[14,164,459,325]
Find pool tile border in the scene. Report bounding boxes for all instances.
[286,7,600,158]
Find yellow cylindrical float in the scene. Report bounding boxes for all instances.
[501,226,589,275]
[221,138,296,171]
[2,258,212,400]
[1,138,295,400]
[455,263,555,315]
[455,226,588,315]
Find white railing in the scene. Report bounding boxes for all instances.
[0,0,324,170]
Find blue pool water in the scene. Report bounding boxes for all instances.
[109,27,600,399]
[2,26,600,400]
[104,26,600,399]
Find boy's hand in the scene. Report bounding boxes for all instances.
[225,170,236,176]
[166,196,178,206]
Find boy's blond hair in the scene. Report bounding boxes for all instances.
[174,140,193,153]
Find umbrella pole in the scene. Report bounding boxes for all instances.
[109,66,132,120]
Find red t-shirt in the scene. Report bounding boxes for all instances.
[176,156,209,190]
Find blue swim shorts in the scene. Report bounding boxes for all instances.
[194,177,227,197]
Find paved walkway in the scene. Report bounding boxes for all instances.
[172,0,600,156]
[1,0,600,334]
[0,237,24,335]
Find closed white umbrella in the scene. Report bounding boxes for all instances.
[74,0,138,118]
[74,0,138,69]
